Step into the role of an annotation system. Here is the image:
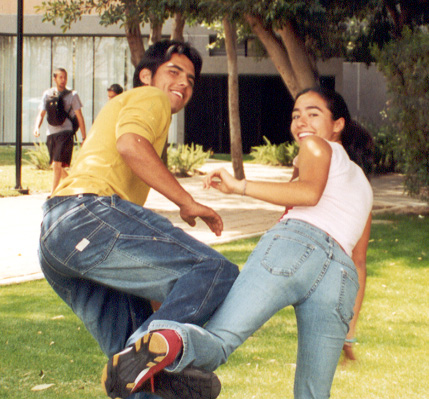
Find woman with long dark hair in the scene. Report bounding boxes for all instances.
[104,87,374,399]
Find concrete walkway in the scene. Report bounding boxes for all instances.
[1,160,427,286]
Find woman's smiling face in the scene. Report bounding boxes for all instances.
[291,91,344,144]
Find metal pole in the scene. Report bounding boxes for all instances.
[15,0,28,193]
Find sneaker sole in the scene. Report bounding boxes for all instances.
[142,367,222,399]
[102,332,170,398]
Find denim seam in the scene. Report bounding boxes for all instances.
[111,245,185,277]
[337,269,358,325]
[42,202,120,274]
[42,196,74,216]
[41,203,85,241]
[283,219,332,250]
[296,246,333,305]
[39,250,73,304]
[186,260,225,324]
[261,234,316,277]
[107,196,211,260]
[332,254,356,271]
[64,222,116,267]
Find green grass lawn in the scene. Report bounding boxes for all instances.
[0,213,427,398]
[0,145,52,196]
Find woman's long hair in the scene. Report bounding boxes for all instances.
[296,87,374,176]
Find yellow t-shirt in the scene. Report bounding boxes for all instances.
[54,86,171,206]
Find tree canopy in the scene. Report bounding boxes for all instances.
[37,0,428,92]
[37,0,429,191]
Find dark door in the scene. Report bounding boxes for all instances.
[185,74,294,154]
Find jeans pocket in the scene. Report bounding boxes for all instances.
[42,204,119,274]
[337,268,359,325]
[261,233,316,276]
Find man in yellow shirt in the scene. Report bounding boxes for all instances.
[38,40,238,399]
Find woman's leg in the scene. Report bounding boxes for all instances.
[149,220,337,373]
[102,220,357,398]
[293,248,359,399]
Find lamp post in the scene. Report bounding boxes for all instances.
[15,0,28,194]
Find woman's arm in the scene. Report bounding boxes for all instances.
[205,136,332,207]
[343,213,372,360]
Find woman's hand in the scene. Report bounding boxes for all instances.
[342,342,357,363]
[204,168,244,195]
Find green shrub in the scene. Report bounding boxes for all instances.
[24,141,81,170]
[250,136,298,166]
[373,28,429,200]
[167,143,211,177]
[24,142,51,170]
[371,121,403,174]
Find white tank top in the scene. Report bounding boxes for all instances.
[281,141,373,256]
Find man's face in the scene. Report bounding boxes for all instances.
[54,71,67,92]
[107,90,118,100]
[140,53,195,114]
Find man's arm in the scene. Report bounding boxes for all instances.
[116,133,223,236]
[74,109,86,141]
[33,110,46,137]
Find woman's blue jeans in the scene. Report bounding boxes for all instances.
[149,219,359,399]
[38,194,239,362]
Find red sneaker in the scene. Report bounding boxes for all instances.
[102,330,182,398]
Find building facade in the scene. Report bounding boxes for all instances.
[1,1,386,152]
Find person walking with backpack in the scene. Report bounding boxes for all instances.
[34,67,86,196]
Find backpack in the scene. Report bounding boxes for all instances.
[45,89,72,127]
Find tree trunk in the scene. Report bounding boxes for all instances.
[384,0,403,36]
[223,17,245,180]
[245,14,319,98]
[245,13,300,98]
[171,12,186,42]
[124,21,145,67]
[149,16,163,45]
[276,20,318,92]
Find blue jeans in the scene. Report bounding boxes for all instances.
[38,195,238,372]
[149,219,359,399]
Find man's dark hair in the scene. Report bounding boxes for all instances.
[133,40,203,88]
[53,68,67,78]
[107,83,124,95]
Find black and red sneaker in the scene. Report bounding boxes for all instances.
[142,367,222,399]
[102,330,182,398]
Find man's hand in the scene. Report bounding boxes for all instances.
[179,201,223,237]
[34,111,46,138]
[117,134,224,235]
